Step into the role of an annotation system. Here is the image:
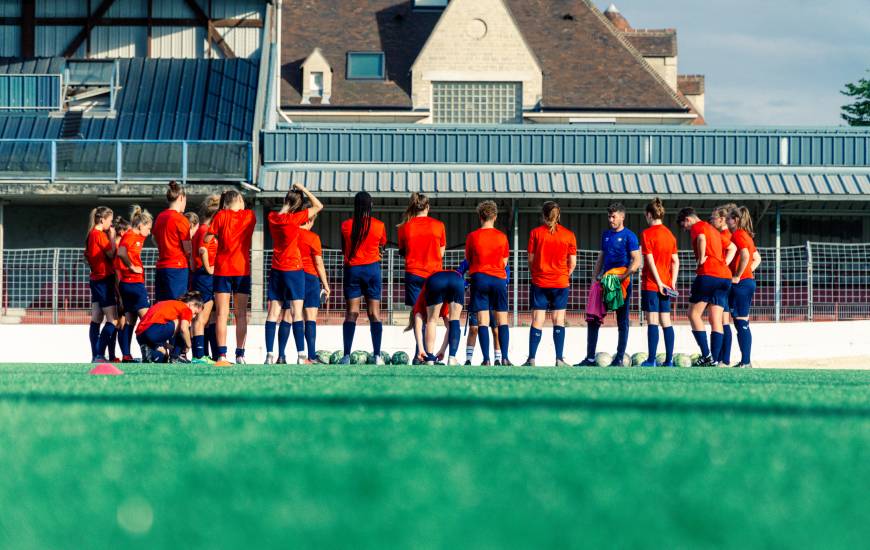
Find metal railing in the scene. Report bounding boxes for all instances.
[2,243,869,325]
[0,139,252,183]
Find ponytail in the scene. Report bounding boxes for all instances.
[349,191,373,261]
[166,180,185,203]
[129,205,153,229]
[88,206,113,234]
[645,197,665,220]
[541,201,560,234]
[729,206,755,238]
[399,192,430,226]
[219,189,243,210]
[185,212,200,228]
[199,194,220,222]
[282,187,305,213]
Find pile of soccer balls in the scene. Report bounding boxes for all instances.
[316,350,411,365]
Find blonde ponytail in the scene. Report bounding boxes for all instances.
[541,201,560,234]
[130,205,153,229]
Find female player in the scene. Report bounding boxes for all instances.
[727,206,762,368]
[191,194,220,363]
[298,215,330,363]
[265,183,323,365]
[639,198,679,367]
[524,201,576,367]
[109,216,130,362]
[711,204,738,365]
[406,270,465,365]
[677,207,732,366]
[465,200,511,366]
[135,291,204,363]
[84,206,117,362]
[152,181,191,301]
[204,190,256,364]
[117,206,153,362]
[339,191,387,364]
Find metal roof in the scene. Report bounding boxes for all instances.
[0,57,258,141]
[260,163,870,200]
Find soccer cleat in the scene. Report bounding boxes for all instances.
[716,361,730,368]
[464,360,472,366]
[522,358,536,367]
[692,355,716,367]
[192,356,216,365]
[660,361,675,367]
[264,353,275,365]
[276,356,287,365]
[235,356,247,365]
[171,356,191,364]
[375,355,386,365]
[640,360,658,367]
[121,355,137,363]
[574,358,597,367]
[338,355,352,365]
[734,362,753,368]
[555,359,571,367]
[494,360,502,366]
[501,359,513,366]
[480,360,492,366]
[447,357,460,366]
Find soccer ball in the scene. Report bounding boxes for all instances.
[631,352,648,367]
[656,353,666,365]
[392,351,410,365]
[330,350,343,364]
[595,352,612,367]
[316,350,332,364]
[351,351,369,365]
[674,354,693,368]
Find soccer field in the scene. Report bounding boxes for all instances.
[1,364,868,549]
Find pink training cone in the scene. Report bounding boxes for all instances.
[89,363,124,376]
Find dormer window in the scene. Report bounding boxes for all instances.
[346,52,385,80]
[413,0,449,8]
[301,48,332,104]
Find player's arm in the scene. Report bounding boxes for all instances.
[695,234,707,265]
[645,252,666,292]
[750,250,762,272]
[314,255,330,297]
[567,253,577,278]
[178,319,192,349]
[592,251,603,281]
[623,249,642,280]
[732,248,751,284]
[724,242,737,266]
[671,253,680,289]
[199,247,213,275]
[104,227,117,259]
[292,183,324,219]
[436,319,449,360]
[118,246,142,273]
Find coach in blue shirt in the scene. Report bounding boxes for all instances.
[577,203,642,367]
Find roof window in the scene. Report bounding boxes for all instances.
[346,52,385,80]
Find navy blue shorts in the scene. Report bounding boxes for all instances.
[137,321,176,347]
[729,279,756,317]
[404,272,427,306]
[214,275,252,295]
[343,262,382,301]
[470,273,508,313]
[303,273,322,309]
[531,285,569,311]
[89,276,116,308]
[191,269,214,303]
[155,267,189,301]
[690,275,731,308]
[468,310,498,328]
[424,271,464,307]
[268,269,305,307]
[119,282,150,313]
[641,289,671,313]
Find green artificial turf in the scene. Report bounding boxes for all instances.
[0,364,869,549]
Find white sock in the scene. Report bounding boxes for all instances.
[466,346,474,361]
[494,351,502,362]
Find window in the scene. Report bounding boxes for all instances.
[432,82,522,124]
[346,52,385,80]
[413,0,449,8]
[310,71,324,97]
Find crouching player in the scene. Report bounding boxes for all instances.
[727,206,761,368]
[678,207,732,366]
[407,270,465,365]
[136,292,203,363]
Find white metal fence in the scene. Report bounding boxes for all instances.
[2,243,869,325]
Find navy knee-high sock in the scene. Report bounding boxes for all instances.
[278,321,292,358]
[206,324,218,360]
[647,324,659,360]
[192,335,206,359]
[735,319,752,364]
[616,326,629,362]
[720,324,732,364]
[370,321,383,356]
[663,326,675,364]
[692,330,710,357]
[528,327,543,359]
[97,323,116,358]
[89,322,101,358]
[709,331,724,362]
[119,325,133,357]
[305,321,317,359]
[478,326,491,362]
[342,321,355,356]
[265,321,277,354]
[586,323,600,361]
[498,325,510,363]
[292,321,305,354]
[553,326,565,360]
[448,320,461,358]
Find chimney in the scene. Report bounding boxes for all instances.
[604,4,632,31]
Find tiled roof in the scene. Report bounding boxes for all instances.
[621,30,677,58]
[678,75,705,96]
[281,0,687,112]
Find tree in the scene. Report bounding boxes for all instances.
[841,73,870,126]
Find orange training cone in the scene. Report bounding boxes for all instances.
[89,363,124,375]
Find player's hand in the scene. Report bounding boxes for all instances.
[732,276,740,284]
[292,182,305,192]
[417,351,427,363]
[132,265,143,274]
[437,352,445,361]
[657,283,667,295]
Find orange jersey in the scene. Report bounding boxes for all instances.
[690,221,731,278]
[465,227,509,279]
[730,229,757,280]
[85,228,114,280]
[208,209,256,277]
[192,223,217,271]
[341,217,387,266]
[135,300,192,335]
[720,228,733,260]
[269,210,310,271]
[527,224,577,288]
[152,209,191,269]
[298,229,322,276]
[398,216,446,278]
[640,224,678,291]
[117,231,147,284]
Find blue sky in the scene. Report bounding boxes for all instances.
[605,1,870,126]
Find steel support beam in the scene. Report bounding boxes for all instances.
[62,0,118,58]
[182,0,236,59]
[21,0,35,58]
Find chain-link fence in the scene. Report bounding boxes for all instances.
[2,243,869,325]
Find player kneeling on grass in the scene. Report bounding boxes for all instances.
[639,198,679,367]
[678,207,732,367]
[525,201,577,367]
[727,206,761,368]
[136,292,204,363]
[117,206,153,362]
[406,271,465,365]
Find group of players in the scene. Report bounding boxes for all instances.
[83,181,760,368]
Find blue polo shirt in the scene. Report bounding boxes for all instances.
[600,228,640,273]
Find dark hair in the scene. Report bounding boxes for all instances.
[607,202,626,215]
[541,201,560,234]
[283,187,306,213]
[178,290,204,309]
[676,207,697,224]
[219,189,243,210]
[400,192,430,226]
[349,191,373,261]
[185,212,199,227]
[113,216,130,233]
[646,197,665,220]
[729,206,755,238]
[477,200,498,222]
[199,194,221,222]
[166,180,185,203]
